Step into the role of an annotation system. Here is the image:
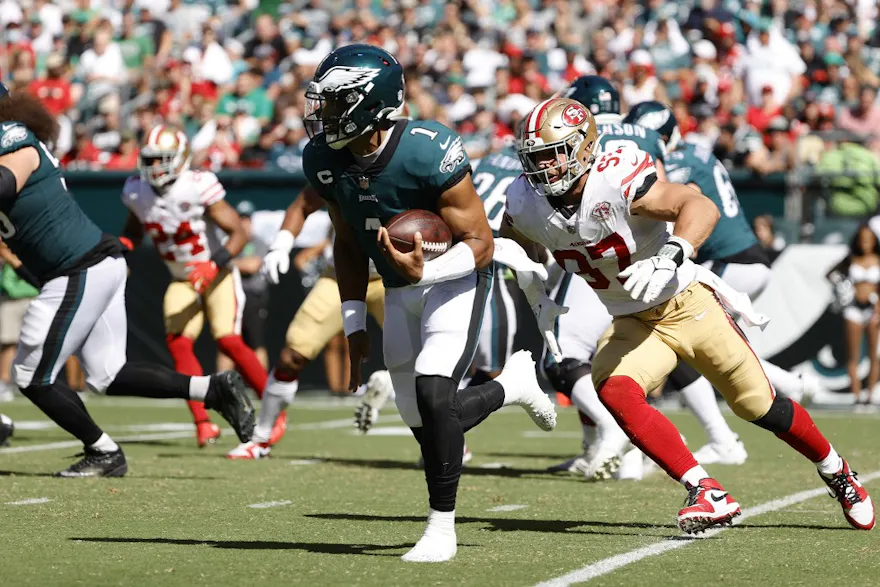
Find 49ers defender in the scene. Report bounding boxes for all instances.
[121,125,282,447]
[503,97,874,533]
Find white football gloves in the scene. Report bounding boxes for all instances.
[619,236,693,305]
[261,230,295,284]
[530,292,569,363]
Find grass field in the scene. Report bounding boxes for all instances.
[1,395,879,587]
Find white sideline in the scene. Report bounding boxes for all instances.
[535,470,880,587]
[0,417,360,454]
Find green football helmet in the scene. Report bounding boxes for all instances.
[564,75,620,116]
[305,44,405,149]
[624,101,681,151]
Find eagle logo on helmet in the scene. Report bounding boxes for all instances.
[562,104,587,127]
[318,66,381,92]
[635,108,671,131]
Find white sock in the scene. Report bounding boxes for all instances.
[253,372,298,443]
[188,376,211,401]
[89,433,119,453]
[817,446,843,476]
[424,508,456,537]
[680,377,737,446]
[680,465,710,488]
[760,361,803,400]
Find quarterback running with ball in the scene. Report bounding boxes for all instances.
[303,44,556,562]
[502,96,873,533]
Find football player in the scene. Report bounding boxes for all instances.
[304,44,556,561]
[227,185,392,459]
[628,101,821,463]
[504,96,873,532]
[120,125,278,448]
[0,84,254,476]
[470,145,520,383]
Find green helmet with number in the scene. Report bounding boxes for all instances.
[623,101,681,151]
[563,75,620,116]
[305,44,405,149]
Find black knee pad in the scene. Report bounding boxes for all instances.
[415,375,457,423]
[545,358,591,398]
[752,395,794,433]
[667,362,701,390]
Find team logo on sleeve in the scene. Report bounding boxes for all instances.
[562,104,587,127]
[439,136,466,173]
[591,201,611,221]
[1,125,27,148]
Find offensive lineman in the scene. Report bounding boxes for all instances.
[504,96,873,532]
[0,84,254,476]
[120,125,277,448]
[304,44,556,562]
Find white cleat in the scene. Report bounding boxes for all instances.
[354,370,394,434]
[402,509,457,563]
[615,447,645,481]
[548,453,589,474]
[0,387,13,403]
[581,447,623,481]
[497,350,556,431]
[693,438,748,466]
[226,441,271,460]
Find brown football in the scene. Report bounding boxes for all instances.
[385,210,453,260]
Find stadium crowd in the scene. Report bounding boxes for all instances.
[1,0,878,177]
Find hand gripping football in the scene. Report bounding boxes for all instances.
[384,210,452,260]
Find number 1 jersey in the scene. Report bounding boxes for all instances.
[505,145,696,316]
[122,170,227,280]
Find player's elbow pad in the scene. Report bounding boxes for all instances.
[0,165,19,201]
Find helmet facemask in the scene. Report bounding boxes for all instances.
[519,134,592,198]
[139,139,190,189]
[305,83,370,149]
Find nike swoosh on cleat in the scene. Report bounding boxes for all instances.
[710,492,729,502]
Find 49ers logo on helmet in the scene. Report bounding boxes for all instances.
[562,104,587,127]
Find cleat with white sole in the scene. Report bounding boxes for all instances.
[226,441,271,460]
[820,458,875,530]
[354,370,394,434]
[496,350,556,431]
[677,477,741,534]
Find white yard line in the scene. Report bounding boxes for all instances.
[0,416,372,454]
[488,504,528,512]
[535,470,880,587]
[248,500,292,509]
[6,497,52,506]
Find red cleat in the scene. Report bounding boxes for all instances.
[268,411,287,446]
[677,477,741,534]
[820,458,875,530]
[196,421,221,448]
[555,391,572,407]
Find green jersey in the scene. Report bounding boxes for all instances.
[303,119,471,289]
[665,143,757,263]
[472,146,520,235]
[597,122,667,166]
[0,122,105,281]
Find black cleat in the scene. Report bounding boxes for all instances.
[55,447,128,478]
[207,371,255,442]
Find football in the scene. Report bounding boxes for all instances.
[385,210,452,260]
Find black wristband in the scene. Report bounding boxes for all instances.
[658,242,685,266]
[211,248,233,267]
[14,264,41,288]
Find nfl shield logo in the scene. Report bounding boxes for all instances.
[359,176,370,189]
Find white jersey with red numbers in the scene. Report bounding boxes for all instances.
[121,170,228,280]
[506,145,696,316]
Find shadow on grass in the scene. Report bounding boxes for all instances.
[305,512,685,537]
[0,470,221,481]
[69,537,412,556]
[310,456,572,480]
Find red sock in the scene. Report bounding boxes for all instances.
[776,400,831,462]
[166,335,210,423]
[598,376,698,480]
[217,335,268,397]
[578,410,595,427]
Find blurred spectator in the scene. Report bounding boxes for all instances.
[838,85,880,155]
[28,54,74,117]
[216,69,273,125]
[816,139,880,217]
[753,215,786,263]
[75,24,127,108]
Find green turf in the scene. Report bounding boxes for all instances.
[1,397,878,587]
